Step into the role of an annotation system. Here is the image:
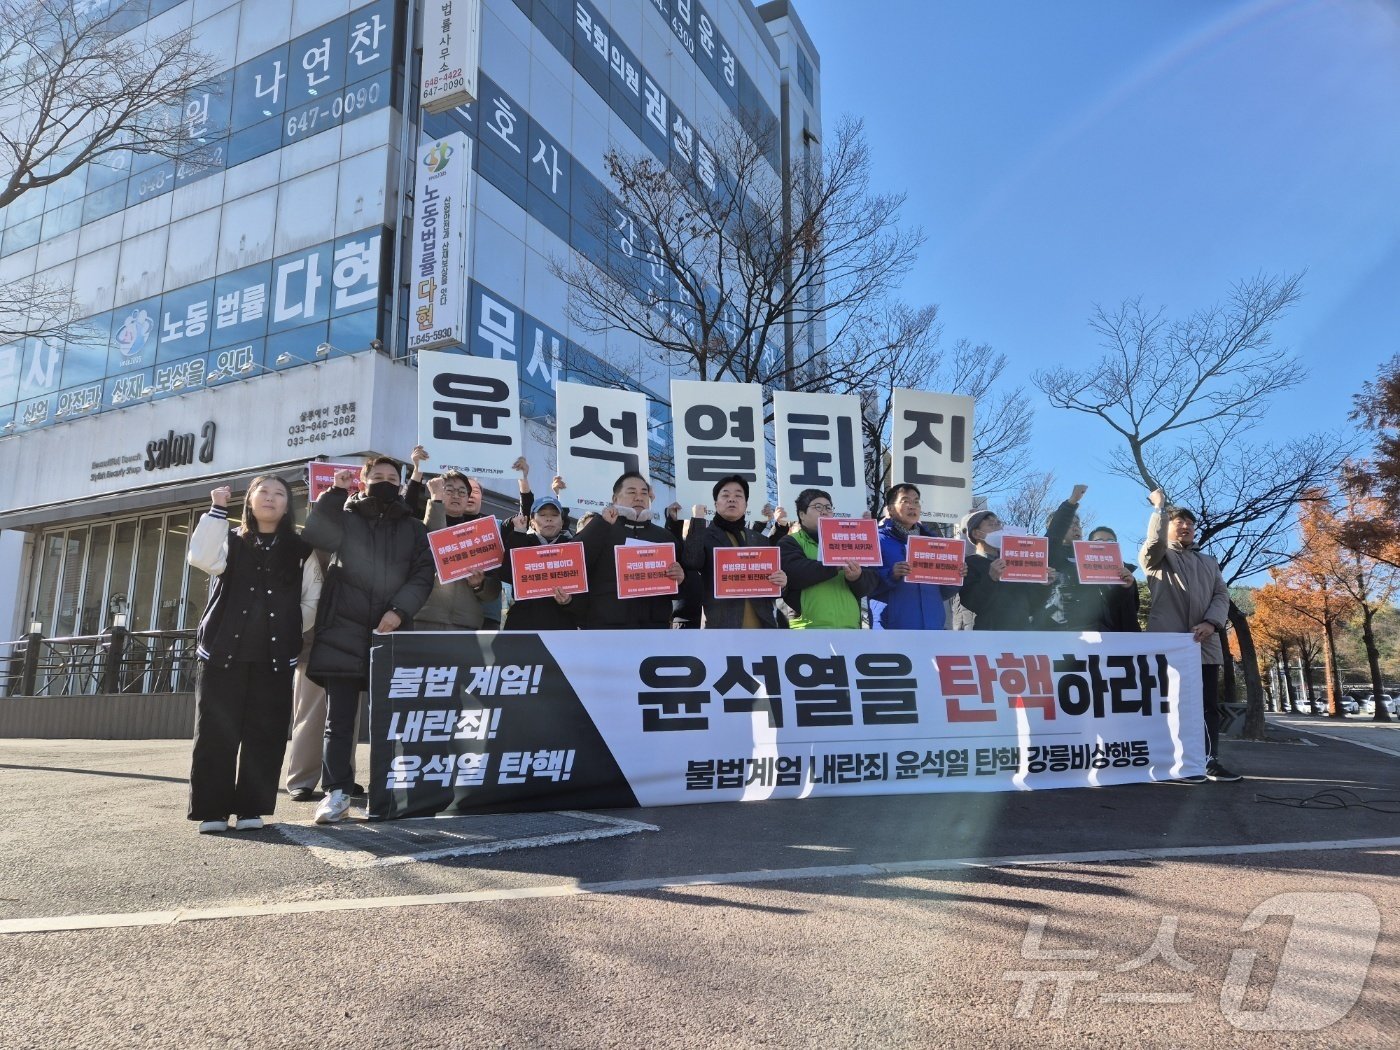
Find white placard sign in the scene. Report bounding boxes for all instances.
[670,379,766,514]
[556,381,650,513]
[407,134,472,353]
[890,389,975,525]
[773,390,866,517]
[421,0,481,113]
[418,352,522,478]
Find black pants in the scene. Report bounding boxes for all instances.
[322,677,366,794]
[1202,663,1220,761]
[188,660,294,821]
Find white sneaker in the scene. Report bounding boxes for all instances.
[198,819,229,833]
[234,816,265,831]
[314,789,352,824]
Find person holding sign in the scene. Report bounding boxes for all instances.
[778,488,878,629]
[186,479,322,833]
[416,472,502,632]
[500,494,585,630]
[576,471,684,629]
[958,509,1052,631]
[1082,525,1142,632]
[1045,485,1139,631]
[303,457,435,824]
[870,484,965,630]
[681,476,788,628]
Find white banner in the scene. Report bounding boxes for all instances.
[670,379,766,514]
[890,389,974,525]
[421,0,481,113]
[555,381,650,512]
[417,352,522,479]
[773,390,866,517]
[408,134,472,353]
[369,630,1206,817]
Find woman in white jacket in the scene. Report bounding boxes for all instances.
[186,478,321,832]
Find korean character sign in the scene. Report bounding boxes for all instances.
[905,535,966,585]
[817,517,883,567]
[555,381,650,512]
[713,547,781,599]
[889,389,974,525]
[670,379,766,514]
[408,133,472,353]
[428,517,505,584]
[417,351,522,478]
[1000,534,1051,583]
[773,390,866,517]
[615,543,680,599]
[421,0,481,114]
[1073,540,1126,584]
[510,541,588,600]
[308,461,365,501]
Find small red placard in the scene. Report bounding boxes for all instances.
[905,535,965,586]
[428,517,504,584]
[1073,540,1125,585]
[509,542,588,601]
[713,546,782,599]
[307,461,364,502]
[614,543,679,599]
[817,517,882,567]
[999,534,1050,583]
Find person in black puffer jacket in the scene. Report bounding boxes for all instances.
[576,471,685,629]
[1043,485,1140,631]
[302,456,435,824]
[680,475,786,628]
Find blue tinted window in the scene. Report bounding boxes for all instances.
[210,260,273,349]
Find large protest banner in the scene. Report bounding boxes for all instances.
[555,381,650,512]
[889,389,974,525]
[368,631,1205,819]
[772,391,866,517]
[418,352,522,478]
[670,379,766,513]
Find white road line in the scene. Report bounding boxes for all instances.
[1273,719,1400,758]
[4,836,1399,937]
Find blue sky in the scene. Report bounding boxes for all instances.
[795,0,1400,566]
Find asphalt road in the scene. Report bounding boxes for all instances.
[1,717,1396,1049]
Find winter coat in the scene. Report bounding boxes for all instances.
[1043,501,1141,632]
[302,487,435,682]
[680,515,780,629]
[415,501,503,629]
[1139,509,1230,663]
[499,526,585,631]
[778,526,877,629]
[188,508,321,672]
[869,518,959,630]
[576,513,682,629]
[959,552,1051,631]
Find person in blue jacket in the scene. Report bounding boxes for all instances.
[870,483,964,629]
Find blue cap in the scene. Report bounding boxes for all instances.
[531,495,564,515]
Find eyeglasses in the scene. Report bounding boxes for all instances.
[806,503,834,514]
[442,487,470,497]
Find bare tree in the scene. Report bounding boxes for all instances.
[1000,472,1057,532]
[1034,273,1354,739]
[0,0,215,341]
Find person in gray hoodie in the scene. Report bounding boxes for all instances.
[1140,488,1242,783]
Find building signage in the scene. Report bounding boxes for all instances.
[145,421,216,472]
[408,134,472,352]
[421,0,481,113]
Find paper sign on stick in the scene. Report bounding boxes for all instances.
[817,517,882,567]
[713,547,782,599]
[510,542,587,601]
[999,534,1050,583]
[418,352,522,478]
[905,535,965,586]
[428,517,504,584]
[1073,540,1125,585]
[614,543,679,599]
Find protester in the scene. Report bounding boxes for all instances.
[303,456,435,823]
[681,475,787,628]
[958,509,1052,630]
[1141,488,1241,782]
[869,484,963,629]
[751,501,791,541]
[778,488,877,629]
[575,471,685,628]
[415,471,501,631]
[500,494,584,630]
[186,478,321,833]
[1045,485,1139,631]
[514,456,571,529]
[1082,525,1141,632]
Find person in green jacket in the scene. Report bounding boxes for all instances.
[778,488,878,628]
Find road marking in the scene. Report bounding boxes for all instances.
[4,835,1400,936]
[1273,719,1400,759]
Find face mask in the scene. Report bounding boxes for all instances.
[367,480,399,504]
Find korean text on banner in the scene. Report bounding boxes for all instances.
[906,535,965,585]
[615,543,679,599]
[418,352,522,478]
[1074,540,1126,585]
[773,390,866,517]
[556,381,650,512]
[670,379,766,514]
[408,133,472,352]
[510,541,588,600]
[817,517,882,567]
[890,389,974,525]
[421,0,481,113]
[713,546,781,599]
[429,517,504,584]
[307,461,364,502]
[1001,535,1050,583]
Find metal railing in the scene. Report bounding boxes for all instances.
[0,628,198,697]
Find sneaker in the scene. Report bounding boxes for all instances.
[1174,774,1208,785]
[289,788,325,803]
[1206,762,1244,782]
[314,789,353,824]
[234,816,264,831]
[198,819,229,833]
